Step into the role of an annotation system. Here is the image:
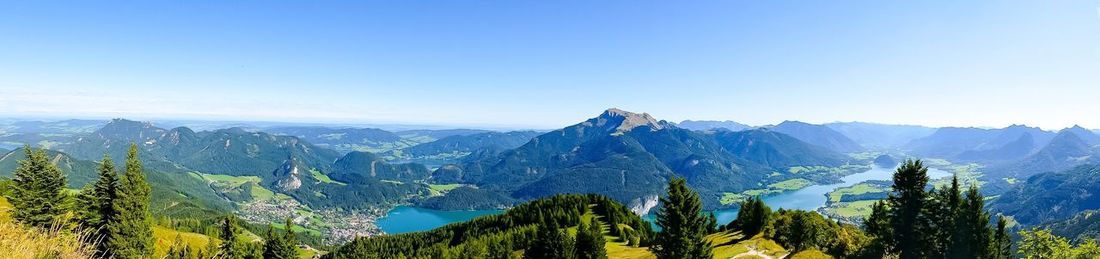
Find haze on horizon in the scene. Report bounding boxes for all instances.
[1,1,1098,130]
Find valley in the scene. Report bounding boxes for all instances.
[3,108,1100,257]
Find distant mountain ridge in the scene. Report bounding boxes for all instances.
[825,122,935,149]
[265,126,402,152]
[770,121,864,153]
[677,120,751,132]
[58,119,342,177]
[51,118,431,210]
[431,109,850,209]
[709,128,848,169]
[904,125,1059,163]
[403,131,540,156]
[987,130,1100,179]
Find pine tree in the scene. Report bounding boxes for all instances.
[651,177,713,259]
[705,212,718,234]
[282,218,299,255]
[219,215,246,259]
[264,219,298,259]
[864,200,893,252]
[929,175,962,258]
[76,154,119,255]
[990,216,1012,259]
[575,220,608,259]
[525,215,575,259]
[734,196,772,237]
[107,144,154,258]
[263,225,284,259]
[886,159,929,259]
[951,185,992,258]
[8,146,67,228]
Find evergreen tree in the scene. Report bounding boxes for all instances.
[950,185,992,258]
[282,218,299,254]
[705,212,718,234]
[651,177,713,259]
[928,175,962,258]
[264,219,299,259]
[76,154,119,255]
[732,196,772,237]
[862,200,894,258]
[107,144,154,258]
[574,220,608,259]
[525,215,575,259]
[864,200,892,240]
[886,159,929,259]
[991,216,1012,259]
[219,215,246,259]
[8,146,67,228]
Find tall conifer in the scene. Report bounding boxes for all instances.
[951,185,992,258]
[8,146,67,228]
[107,144,153,258]
[575,220,608,259]
[219,215,246,259]
[886,159,929,259]
[264,219,299,259]
[77,154,119,255]
[991,216,1013,259]
[651,177,712,259]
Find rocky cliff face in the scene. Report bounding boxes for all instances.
[273,159,302,191]
[629,194,660,215]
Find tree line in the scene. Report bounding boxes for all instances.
[325,193,651,258]
[4,144,304,259]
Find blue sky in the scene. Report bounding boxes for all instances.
[1,1,1098,130]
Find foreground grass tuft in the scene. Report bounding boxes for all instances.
[0,219,97,259]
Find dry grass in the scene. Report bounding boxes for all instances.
[0,196,96,258]
[0,217,97,259]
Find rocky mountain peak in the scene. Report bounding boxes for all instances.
[596,108,665,133]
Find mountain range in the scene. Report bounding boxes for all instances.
[4,109,1100,226]
[769,121,865,153]
[676,120,752,132]
[429,109,853,209]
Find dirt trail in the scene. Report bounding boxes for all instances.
[730,246,788,259]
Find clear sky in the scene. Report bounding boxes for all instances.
[1,1,1098,130]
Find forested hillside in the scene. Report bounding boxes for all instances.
[430,109,857,210]
[991,164,1100,225]
[327,160,1044,259]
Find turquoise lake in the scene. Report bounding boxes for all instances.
[379,164,951,233]
[378,206,503,234]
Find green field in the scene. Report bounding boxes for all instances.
[271,221,323,237]
[153,226,216,258]
[720,178,814,205]
[720,189,769,205]
[827,183,886,202]
[931,163,984,188]
[309,168,346,185]
[825,200,879,218]
[193,172,290,202]
[768,178,813,190]
[428,183,465,196]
